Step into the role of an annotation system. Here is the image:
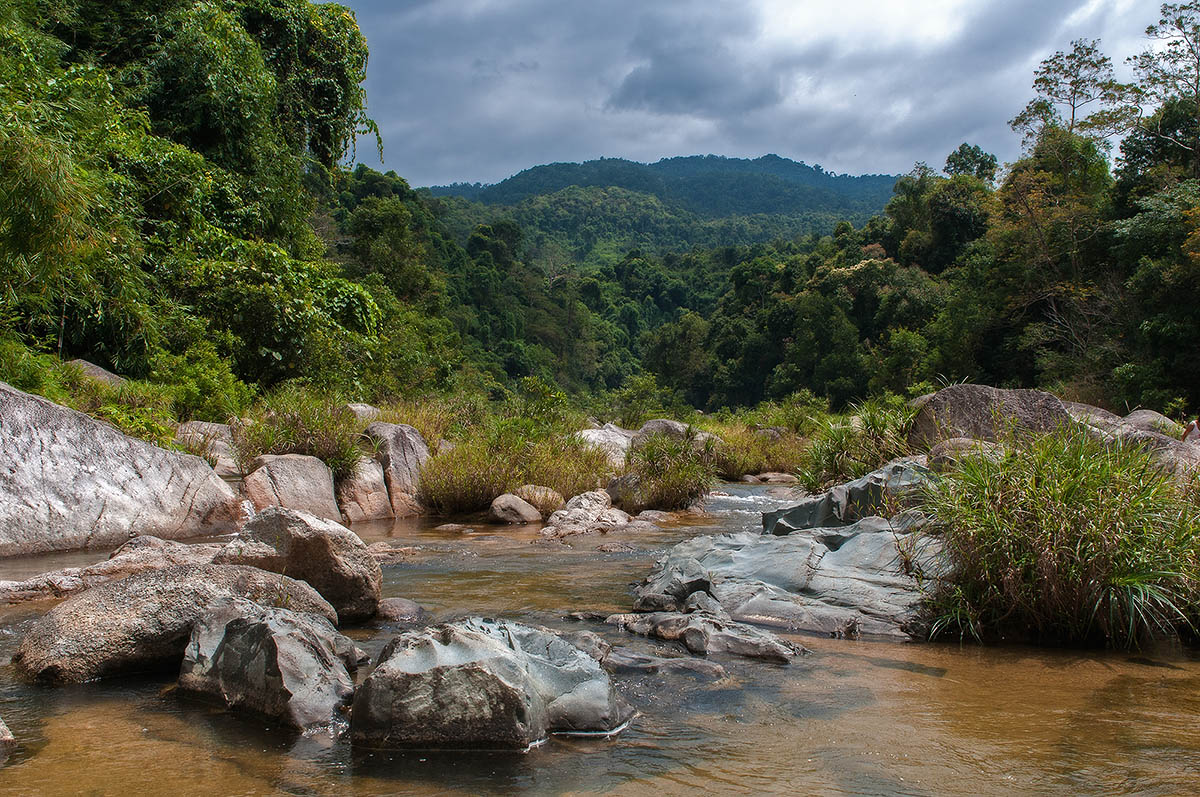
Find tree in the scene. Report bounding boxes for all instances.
[944,143,998,183]
[1010,39,1131,146]
[1129,2,1200,174]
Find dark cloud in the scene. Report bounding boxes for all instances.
[340,0,1159,186]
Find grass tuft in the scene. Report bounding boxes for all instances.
[231,384,365,479]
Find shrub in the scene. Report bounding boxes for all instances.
[920,427,1200,648]
[231,384,364,478]
[417,439,521,515]
[521,435,613,499]
[796,394,915,490]
[705,425,807,479]
[627,431,718,510]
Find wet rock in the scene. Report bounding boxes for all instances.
[634,513,941,639]
[0,382,242,557]
[908,384,1070,450]
[243,454,342,522]
[366,422,430,517]
[215,506,381,623]
[343,403,381,424]
[597,542,635,552]
[927,437,1003,473]
[488,493,542,524]
[542,490,633,538]
[68,358,125,386]
[605,611,803,663]
[762,457,930,534]
[576,423,636,469]
[631,418,720,450]
[562,629,726,679]
[350,618,634,750]
[375,597,428,623]
[513,484,565,515]
[13,565,335,683]
[336,457,393,523]
[635,509,673,523]
[174,421,239,478]
[178,597,358,731]
[0,716,13,761]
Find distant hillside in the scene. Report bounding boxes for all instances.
[428,154,897,221]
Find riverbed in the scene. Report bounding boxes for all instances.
[2,485,1199,795]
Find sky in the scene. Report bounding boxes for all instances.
[341,0,1153,187]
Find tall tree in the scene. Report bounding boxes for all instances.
[1011,39,1131,146]
[1129,2,1200,175]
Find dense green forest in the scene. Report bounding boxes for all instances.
[4,0,1200,424]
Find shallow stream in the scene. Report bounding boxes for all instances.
[2,485,1199,795]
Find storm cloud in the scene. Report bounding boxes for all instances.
[341,0,1153,186]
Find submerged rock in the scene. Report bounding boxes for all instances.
[375,597,428,624]
[908,384,1070,450]
[13,564,335,683]
[762,457,930,534]
[366,422,430,517]
[242,454,342,522]
[215,507,381,623]
[0,382,242,557]
[633,513,941,639]
[606,610,804,663]
[178,598,358,732]
[350,618,633,750]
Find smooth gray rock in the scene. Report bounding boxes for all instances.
[488,493,542,524]
[174,420,238,478]
[562,630,726,679]
[178,598,358,731]
[908,384,1070,450]
[336,457,393,523]
[606,611,803,663]
[575,423,635,468]
[1122,409,1183,437]
[12,565,336,683]
[762,457,931,534]
[351,618,633,750]
[366,422,430,517]
[631,418,720,450]
[1063,401,1122,432]
[243,453,342,522]
[215,507,381,623]
[633,513,941,639]
[0,382,242,557]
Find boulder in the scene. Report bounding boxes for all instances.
[1063,401,1122,433]
[12,564,335,683]
[350,618,634,750]
[366,422,430,517]
[607,473,650,513]
[488,493,542,524]
[762,457,930,534]
[575,423,635,469]
[513,484,565,515]
[1121,409,1184,438]
[242,453,342,522]
[174,420,239,478]
[0,382,242,557]
[633,512,941,639]
[605,611,804,663]
[67,358,125,386]
[631,419,719,451]
[336,457,394,523]
[375,597,428,624]
[343,402,382,424]
[927,437,1004,473]
[759,472,799,484]
[215,506,381,623]
[908,384,1070,450]
[542,491,638,538]
[178,598,358,731]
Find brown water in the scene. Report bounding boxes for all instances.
[2,485,1200,795]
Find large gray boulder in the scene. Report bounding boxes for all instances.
[605,611,803,663]
[351,618,633,750]
[631,418,719,451]
[174,420,239,478]
[488,493,542,524]
[242,454,342,522]
[343,402,382,425]
[762,457,930,534]
[366,422,430,517]
[575,423,635,468]
[1121,409,1183,437]
[633,513,941,639]
[908,384,1070,450]
[178,598,358,731]
[542,490,639,539]
[215,507,381,623]
[336,457,393,523]
[1066,403,1200,479]
[12,564,336,683]
[0,382,243,557]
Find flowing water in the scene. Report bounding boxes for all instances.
[2,485,1200,795]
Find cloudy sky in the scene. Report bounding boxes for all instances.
[341,0,1152,187]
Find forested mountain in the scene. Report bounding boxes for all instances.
[5,0,1200,424]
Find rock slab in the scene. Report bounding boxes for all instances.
[762,457,930,534]
[351,618,633,750]
[0,382,242,557]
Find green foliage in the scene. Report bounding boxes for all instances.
[796,395,916,490]
[417,441,522,516]
[626,431,718,510]
[231,384,365,478]
[921,427,1200,647]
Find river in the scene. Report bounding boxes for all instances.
[1,485,1199,795]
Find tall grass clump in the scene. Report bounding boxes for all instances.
[417,440,522,515]
[921,427,1200,648]
[700,423,807,479]
[797,394,915,490]
[627,431,718,510]
[231,384,365,478]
